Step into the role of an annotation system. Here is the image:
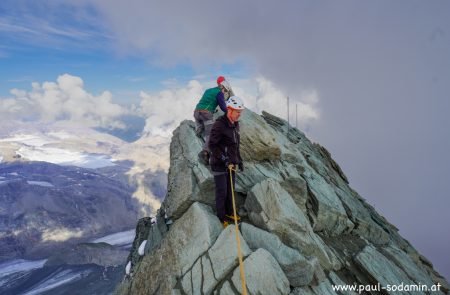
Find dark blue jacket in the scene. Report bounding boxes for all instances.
[208,114,242,172]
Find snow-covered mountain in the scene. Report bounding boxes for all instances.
[0,122,168,213]
[0,230,135,295]
[0,121,169,294]
[0,161,139,261]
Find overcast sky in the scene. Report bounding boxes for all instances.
[1,0,449,280]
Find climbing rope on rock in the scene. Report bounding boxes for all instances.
[228,164,247,295]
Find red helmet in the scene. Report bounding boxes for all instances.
[217,76,225,85]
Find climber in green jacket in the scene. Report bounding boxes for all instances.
[194,76,234,165]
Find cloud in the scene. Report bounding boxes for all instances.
[137,76,320,137]
[42,227,84,242]
[241,77,320,128]
[0,74,128,129]
[0,2,111,51]
[138,79,204,136]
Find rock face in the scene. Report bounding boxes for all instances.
[116,110,449,295]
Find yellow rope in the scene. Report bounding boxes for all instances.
[228,164,247,295]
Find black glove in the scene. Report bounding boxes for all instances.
[221,155,229,167]
[238,162,244,172]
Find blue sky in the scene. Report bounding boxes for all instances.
[1,0,449,280]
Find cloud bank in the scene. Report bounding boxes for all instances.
[138,76,320,137]
[0,74,128,129]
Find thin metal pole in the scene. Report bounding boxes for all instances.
[287,96,290,135]
[296,103,298,128]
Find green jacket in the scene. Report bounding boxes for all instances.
[195,87,222,113]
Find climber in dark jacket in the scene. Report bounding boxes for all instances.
[194,76,234,165]
[208,96,245,227]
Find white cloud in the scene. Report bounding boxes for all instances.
[0,74,128,129]
[230,77,320,129]
[138,76,319,137]
[138,79,204,136]
[42,227,84,242]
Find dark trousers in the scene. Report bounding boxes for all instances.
[193,110,214,151]
[214,169,236,222]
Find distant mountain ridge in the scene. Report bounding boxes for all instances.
[0,161,140,261]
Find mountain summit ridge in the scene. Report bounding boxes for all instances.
[117,109,449,294]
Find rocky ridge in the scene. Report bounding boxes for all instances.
[116,110,449,294]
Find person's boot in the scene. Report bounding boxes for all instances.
[226,214,241,222]
[222,220,229,228]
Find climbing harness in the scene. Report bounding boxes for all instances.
[228,164,247,295]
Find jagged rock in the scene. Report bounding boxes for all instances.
[163,121,215,219]
[191,258,202,295]
[180,225,252,295]
[181,270,192,294]
[327,271,359,295]
[201,255,218,295]
[383,245,436,287]
[314,143,349,184]
[241,222,316,286]
[124,202,222,294]
[144,222,162,254]
[218,281,236,295]
[301,163,354,234]
[205,225,252,292]
[280,176,309,211]
[245,178,337,269]
[355,245,416,291]
[156,208,169,236]
[239,110,281,162]
[116,109,449,295]
[126,217,153,268]
[230,248,290,295]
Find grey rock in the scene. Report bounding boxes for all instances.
[144,222,162,255]
[231,248,290,295]
[156,208,169,237]
[328,271,358,295]
[206,225,252,291]
[219,281,237,295]
[239,110,281,162]
[122,202,222,295]
[191,258,202,295]
[301,164,354,234]
[163,121,215,219]
[280,176,309,211]
[127,217,153,270]
[181,222,253,295]
[355,245,416,294]
[245,178,336,269]
[241,222,315,286]
[202,255,218,295]
[181,269,192,295]
[383,245,436,287]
